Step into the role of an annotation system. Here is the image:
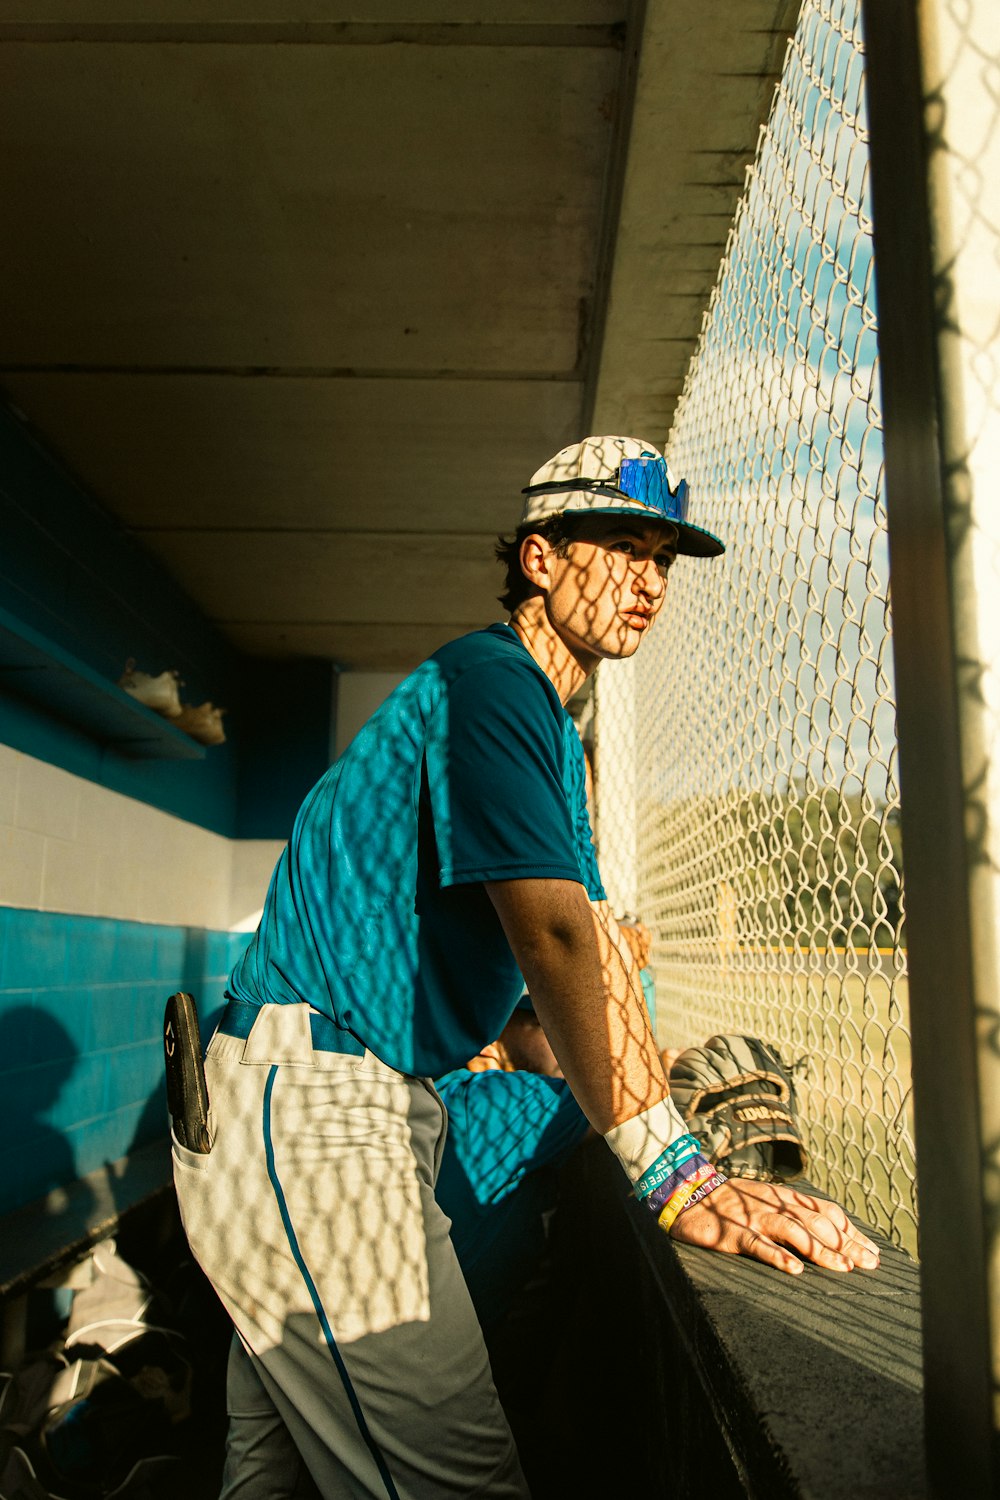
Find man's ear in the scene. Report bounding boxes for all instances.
[519,532,555,594]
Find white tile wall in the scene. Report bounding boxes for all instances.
[15,755,80,841]
[1,749,283,930]
[229,840,285,930]
[0,824,46,907]
[0,742,20,825]
[42,835,102,916]
[93,845,144,923]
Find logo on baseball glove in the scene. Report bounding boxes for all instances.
[668,1033,808,1182]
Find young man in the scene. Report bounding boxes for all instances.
[173,435,879,1500]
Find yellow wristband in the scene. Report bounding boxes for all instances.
[656,1169,726,1233]
[656,1177,705,1233]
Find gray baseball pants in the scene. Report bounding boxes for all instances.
[172,1002,528,1500]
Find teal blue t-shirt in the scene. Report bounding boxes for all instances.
[229,624,605,1077]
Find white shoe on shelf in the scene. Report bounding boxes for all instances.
[173,701,226,746]
[118,660,184,718]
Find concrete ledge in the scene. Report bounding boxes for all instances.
[629,1183,926,1498]
[549,1142,927,1499]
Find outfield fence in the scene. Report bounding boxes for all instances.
[593,0,917,1253]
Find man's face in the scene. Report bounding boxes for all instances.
[500,1011,562,1076]
[542,518,678,662]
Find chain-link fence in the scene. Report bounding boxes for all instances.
[594,0,917,1252]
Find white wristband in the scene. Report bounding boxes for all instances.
[603,1097,691,1184]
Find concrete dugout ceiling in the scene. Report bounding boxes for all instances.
[0,1,798,672]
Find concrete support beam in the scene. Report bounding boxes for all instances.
[589,0,799,443]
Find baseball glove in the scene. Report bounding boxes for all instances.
[668,1033,808,1182]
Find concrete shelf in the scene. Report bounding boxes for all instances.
[0,606,206,761]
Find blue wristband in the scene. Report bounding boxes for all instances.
[643,1153,714,1214]
[633,1134,702,1199]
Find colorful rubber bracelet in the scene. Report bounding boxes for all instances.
[654,1176,707,1233]
[634,1146,701,1201]
[657,1169,728,1234]
[633,1134,703,1199]
[653,1160,717,1213]
[643,1155,715,1214]
[642,1154,710,1210]
[603,1097,691,1184]
[673,1171,728,1219]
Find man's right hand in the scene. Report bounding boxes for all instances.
[668,1176,880,1275]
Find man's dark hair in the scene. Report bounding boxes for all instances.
[494,515,580,612]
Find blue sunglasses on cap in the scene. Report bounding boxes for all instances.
[617,457,690,522]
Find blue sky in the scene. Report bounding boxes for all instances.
[656,0,896,806]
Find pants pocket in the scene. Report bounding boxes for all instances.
[171,1124,214,1172]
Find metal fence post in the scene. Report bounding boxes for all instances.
[862,0,1000,1492]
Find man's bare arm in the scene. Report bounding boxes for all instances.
[486,876,880,1276]
[486,877,665,1133]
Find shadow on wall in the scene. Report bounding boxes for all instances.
[0,1007,87,1215]
[0,910,252,1218]
[179,926,231,1047]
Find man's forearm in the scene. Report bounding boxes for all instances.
[486,878,669,1133]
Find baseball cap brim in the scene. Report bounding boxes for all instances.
[520,495,725,558]
[567,504,725,559]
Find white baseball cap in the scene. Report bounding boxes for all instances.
[520,435,724,558]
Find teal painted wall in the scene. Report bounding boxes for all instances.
[0,905,251,1215]
[0,405,243,834]
[0,406,337,1216]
